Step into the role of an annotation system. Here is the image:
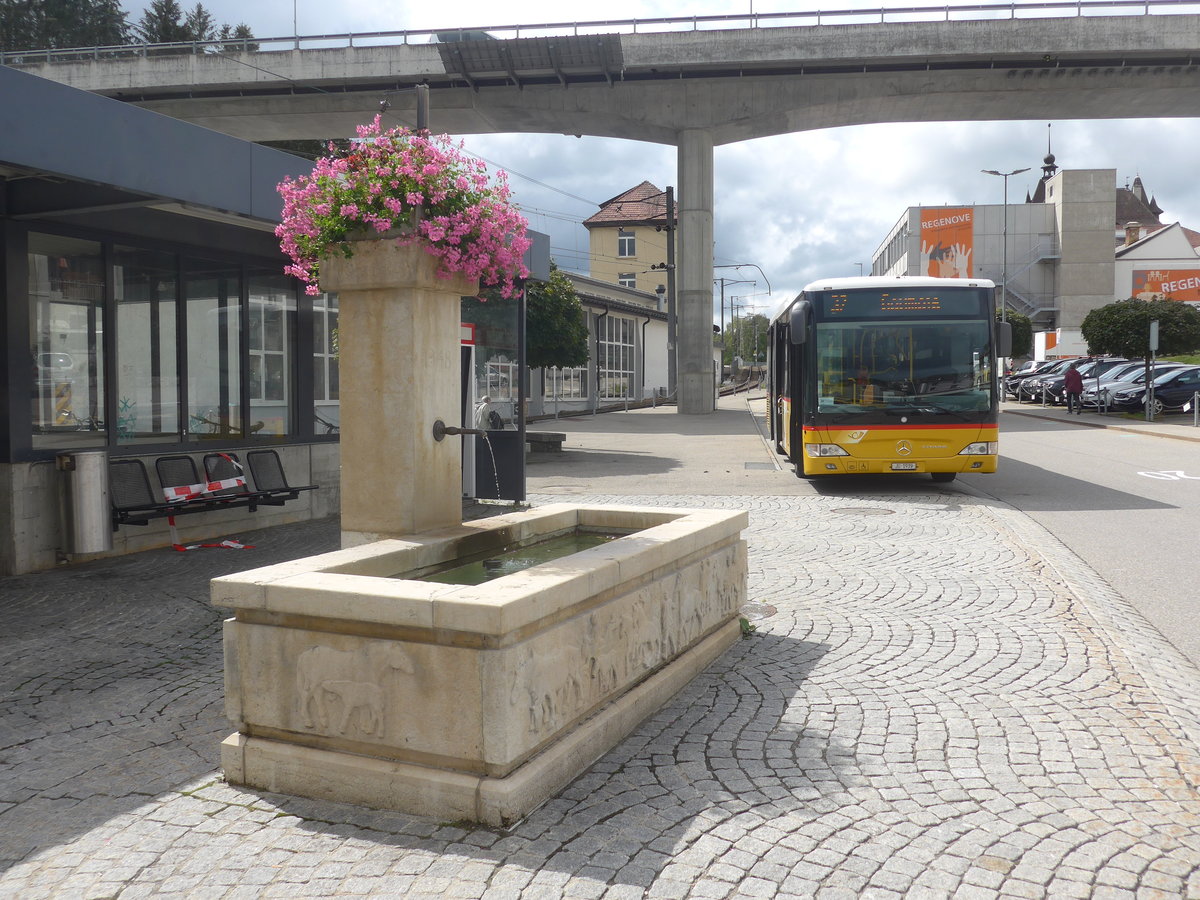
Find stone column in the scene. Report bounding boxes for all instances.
[319,240,478,541]
[676,129,715,415]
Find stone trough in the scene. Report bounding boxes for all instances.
[215,502,746,826]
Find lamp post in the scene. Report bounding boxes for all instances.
[981,167,1030,324]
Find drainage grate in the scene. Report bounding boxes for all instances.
[831,507,895,516]
[739,602,777,621]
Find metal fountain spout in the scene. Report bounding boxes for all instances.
[432,418,484,441]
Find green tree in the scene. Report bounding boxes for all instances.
[134,0,250,49]
[472,263,589,371]
[1081,298,1200,359]
[1,0,128,51]
[216,22,257,52]
[998,310,1033,360]
[183,1,215,41]
[134,0,190,43]
[723,313,768,367]
[526,265,588,370]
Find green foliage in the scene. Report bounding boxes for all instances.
[997,310,1033,360]
[134,0,190,42]
[216,22,257,52]
[1,0,129,50]
[1081,298,1200,358]
[134,0,252,48]
[0,0,252,53]
[472,263,589,371]
[526,266,589,370]
[723,314,769,366]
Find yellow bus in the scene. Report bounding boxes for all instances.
[767,276,1009,482]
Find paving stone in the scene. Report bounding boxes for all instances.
[3,455,1200,900]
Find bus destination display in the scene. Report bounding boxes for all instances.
[820,289,986,319]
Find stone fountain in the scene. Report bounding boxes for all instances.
[214,240,747,825]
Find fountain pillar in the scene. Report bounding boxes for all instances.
[319,241,478,541]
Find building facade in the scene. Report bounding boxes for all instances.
[583,181,672,294]
[1,67,346,575]
[871,156,1199,357]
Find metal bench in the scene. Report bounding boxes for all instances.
[245,449,318,503]
[109,452,317,531]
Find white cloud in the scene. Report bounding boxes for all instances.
[118,2,1200,317]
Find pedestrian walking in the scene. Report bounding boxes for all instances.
[1063,361,1084,414]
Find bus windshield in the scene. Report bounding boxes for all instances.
[815,318,993,419]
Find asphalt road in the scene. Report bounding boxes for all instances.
[960,410,1200,669]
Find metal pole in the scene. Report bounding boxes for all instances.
[416,83,429,131]
[982,168,1030,327]
[1001,174,1008,326]
[666,187,677,398]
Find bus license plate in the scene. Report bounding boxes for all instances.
[891,462,918,471]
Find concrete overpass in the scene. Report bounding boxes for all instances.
[9,4,1200,413]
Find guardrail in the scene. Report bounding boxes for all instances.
[3,0,1199,65]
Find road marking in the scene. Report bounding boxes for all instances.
[1137,470,1200,480]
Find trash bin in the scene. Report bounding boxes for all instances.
[57,450,112,555]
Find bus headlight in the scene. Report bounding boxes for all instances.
[959,442,999,455]
[806,444,850,457]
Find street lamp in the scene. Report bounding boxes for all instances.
[981,167,1031,324]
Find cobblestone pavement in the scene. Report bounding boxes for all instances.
[4,469,1200,895]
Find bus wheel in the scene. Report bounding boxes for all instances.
[931,472,956,483]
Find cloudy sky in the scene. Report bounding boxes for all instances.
[128,0,1200,319]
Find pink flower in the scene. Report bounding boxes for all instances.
[276,119,530,297]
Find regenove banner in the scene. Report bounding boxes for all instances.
[919,207,973,278]
[1133,269,1200,303]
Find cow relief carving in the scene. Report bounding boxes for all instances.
[295,644,415,737]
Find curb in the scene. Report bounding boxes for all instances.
[1004,404,1200,444]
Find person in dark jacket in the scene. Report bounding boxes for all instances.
[1063,362,1084,414]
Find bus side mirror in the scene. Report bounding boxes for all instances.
[997,321,1012,358]
[788,299,811,344]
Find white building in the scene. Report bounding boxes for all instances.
[872,152,1199,358]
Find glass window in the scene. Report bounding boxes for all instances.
[312,292,340,434]
[186,262,242,439]
[617,229,635,257]
[114,246,179,444]
[462,294,520,430]
[544,366,587,400]
[248,270,295,436]
[814,319,992,415]
[618,272,637,288]
[28,234,106,448]
[598,314,636,400]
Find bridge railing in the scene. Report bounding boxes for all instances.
[3,0,1198,65]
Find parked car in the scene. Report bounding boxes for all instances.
[1081,361,1191,408]
[1036,358,1129,405]
[1017,358,1086,402]
[1003,360,1057,399]
[1108,365,1200,413]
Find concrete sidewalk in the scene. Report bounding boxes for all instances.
[4,395,1200,899]
[1003,397,1200,443]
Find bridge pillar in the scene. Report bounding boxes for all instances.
[676,128,715,415]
